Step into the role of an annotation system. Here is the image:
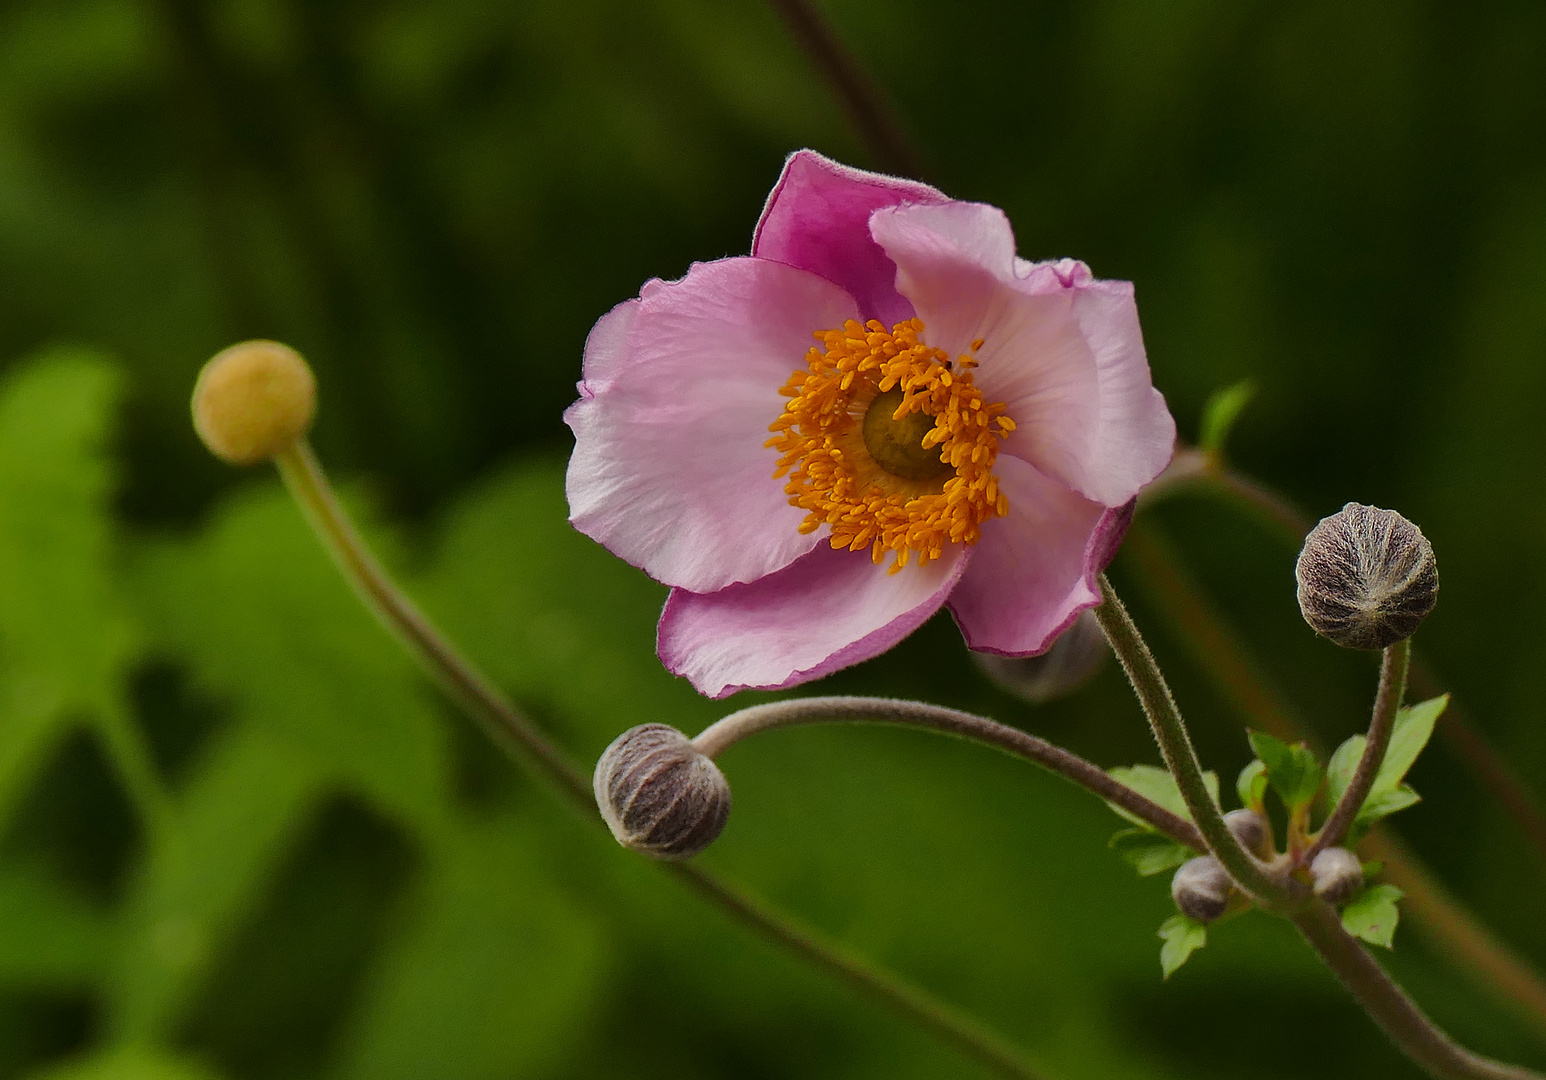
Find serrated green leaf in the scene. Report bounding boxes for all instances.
[1236,759,1268,811]
[1247,730,1322,810]
[1198,380,1256,456]
[1107,764,1219,828]
[1323,734,1366,814]
[1158,914,1208,978]
[1342,884,1405,948]
[1109,829,1193,876]
[1373,695,1447,796]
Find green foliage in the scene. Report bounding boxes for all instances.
[1323,696,1445,841]
[1235,759,1268,812]
[1107,763,1220,827]
[1157,915,1207,979]
[1198,381,1256,457]
[1246,730,1323,812]
[1341,885,1406,949]
[1108,829,1192,877]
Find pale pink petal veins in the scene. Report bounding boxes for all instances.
[565,257,858,594]
[947,455,1133,656]
[658,542,970,699]
[753,149,947,327]
[869,201,1176,507]
[574,294,642,397]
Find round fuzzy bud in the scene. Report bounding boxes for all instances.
[1224,808,1270,858]
[972,609,1109,705]
[1311,846,1365,905]
[593,724,731,860]
[1295,503,1438,650]
[192,340,316,465]
[1171,856,1233,923]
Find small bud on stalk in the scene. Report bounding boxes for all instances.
[972,609,1108,704]
[192,340,317,465]
[594,724,731,859]
[1295,503,1438,650]
[1172,856,1233,923]
[1224,808,1271,858]
[1310,846,1365,905]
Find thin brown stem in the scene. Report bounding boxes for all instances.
[274,441,1046,1080]
[1092,577,1285,904]
[1309,639,1411,860]
[1293,900,1544,1080]
[763,0,922,178]
[693,696,1203,848]
[1118,517,1546,1039]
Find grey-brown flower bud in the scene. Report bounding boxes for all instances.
[1310,846,1364,905]
[593,724,731,860]
[1224,808,1270,858]
[1171,855,1232,923]
[1295,503,1438,650]
[972,609,1108,704]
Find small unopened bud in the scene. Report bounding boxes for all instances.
[1171,856,1232,923]
[1311,846,1364,905]
[1224,808,1270,857]
[593,724,731,860]
[1295,503,1438,650]
[972,609,1108,704]
[192,340,316,465]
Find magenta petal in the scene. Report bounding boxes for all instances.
[753,150,947,327]
[870,202,1175,507]
[566,257,859,593]
[947,455,1129,656]
[658,542,970,699]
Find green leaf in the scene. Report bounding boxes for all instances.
[1342,885,1405,948]
[1246,730,1323,811]
[1373,695,1448,795]
[1323,734,1366,814]
[1198,380,1256,456]
[1351,786,1422,839]
[1235,759,1268,811]
[1158,914,1208,978]
[1107,764,1220,828]
[1109,829,1193,877]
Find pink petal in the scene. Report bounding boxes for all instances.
[753,149,947,327]
[947,455,1133,656]
[658,542,970,699]
[869,202,1176,507]
[566,257,859,593]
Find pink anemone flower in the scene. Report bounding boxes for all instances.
[565,150,1175,698]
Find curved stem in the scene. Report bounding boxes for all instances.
[1309,639,1411,860]
[694,696,1203,848]
[273,441,1045,1080]
[1118,517,1546,1039]
[1091,575,1286,904]
[1293,900,1545,1080]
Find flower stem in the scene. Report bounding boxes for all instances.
[1292,900,1545,1080]
[693,695,1203,848]
[1309,639,1411,860]
[273,441,1046,1080]
[1092,575,1285,904]
[1118,517,1546,1039]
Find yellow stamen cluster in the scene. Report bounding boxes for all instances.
[768,318,1016,572]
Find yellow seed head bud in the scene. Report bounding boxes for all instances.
[191,340,316,465]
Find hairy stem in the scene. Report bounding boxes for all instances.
[1119,517,1546,1039]
[1293,901,1545,1080]
[1309,639,1411,859]
[694,696,1202,848]
[274,441,1045,1080]
[1092,575,1285,903]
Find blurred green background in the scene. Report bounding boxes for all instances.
[0,0,1544,1077]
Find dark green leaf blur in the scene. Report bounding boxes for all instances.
[0,1,1543,1077]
